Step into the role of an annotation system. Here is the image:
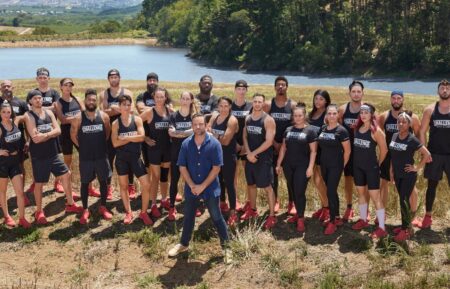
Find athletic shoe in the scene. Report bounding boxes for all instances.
[374,215,386,226]
[312,207,323,219]
[394,229,412,242]
[352,219,369,230]
[167,207,177,221]
[240,208,258,220]
[88,187,101,198]
[195,209,203,217]
[150,204,161,218]
[370,227,388,239]
[418,215,432,229]
[220,201,230,213]
[99,206,113,220]
[168,243,188,257]
[128,184,137,199]
[274,201,280,214]
[227,213,238,227]
[319,208,330,222]
[18,218,31,229]
[65,203,83,214]
[411,217,421,227]
[160,199,170,210]
[287,215,298,223]
[54,180,64,193]
[123,211,133,224]
[287,202,297,216]
[34,211,47,225]
[324,222,336,235]
[296,218,305,232]
[392,227,402,234]
[79,210,90,225]
[175,194,183,202]
[4,216,16,227]
[72,193,80,201]
[264,215,277,230]
[25,182,35,194]
[106,185,114,200]
[237,201,250,213]
[342,207,354,222]
[334,218,344,226]
[139,211,153,226]
[24,195,31,207]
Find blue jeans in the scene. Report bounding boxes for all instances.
[180,195,229,247]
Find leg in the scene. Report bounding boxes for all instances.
[59,171,76,205]
[272,154,279,199]
[380,178,389,208]
[169,161,180,207]
[159,163,170,200]
[149,165,161,205]
[0,178,10,217]
[99,180,108,206]
[180,196,199,247]
[34,183,44,212]
[344,176,354,207]
[356,186,369,221]
[264,185,276,216]
[11,174,25,219]
[205,195,229,246]
[313,165,328,207]
[80,182,89,209]
[118,175,131,213]
[248,185,257,210]
[138,174,151,212]
[425,179,438,214]
[293,166,309,218]
[223,157,237,211]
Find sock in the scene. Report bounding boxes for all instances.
[359,203,368,221]
[376,208,386,230]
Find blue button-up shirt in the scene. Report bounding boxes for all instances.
[177,133,223,199]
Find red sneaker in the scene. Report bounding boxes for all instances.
[168,207,177,221]
[139,211,153,226]
[418,215,432,229]
[25,182,35,194]
[274,201,280,214]
[220,201,230,213]
[4,216,16,227]
[287,215,299,223]
[23,194,31,207]
[195,208,203,217]
[79,210,90,225]
[374,215,385,225]
[128,184,137,199]
[370,227,388,239]
[287,202,297,216]
[342,207,354,222]
[312,207,323,219]
[411,217,421,227]
[18,218,31,229]
[123,211,133,224]
[237,201,250,213]
[106,185,114,200]
[393,227,402,234]
[319,208,330,222]
[334,218,344,226]
[240,208,258,220]
[151,204,161,218]
[175,194,183,202]
[296,218,305,232]
[324,222,336,235]
[54,180,64,193]
[99,206,113,220]
[352,219,369,230]
[227,213,238,227]
[160,199,170,210]
[394,229,412,242]
[88,187,101,198]
[65,203,83,214]
[72,193,81,202]
[34,211,47,225]
[264,215,277,230]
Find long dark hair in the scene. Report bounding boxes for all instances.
[1,100,16,122]
[59,78,82,108]
[153,87,172,105]
[309,89,331,120]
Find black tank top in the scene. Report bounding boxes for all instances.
[117,115,141,157]
[384,110,399,145]
[58,97,81,133]
[231,100,252,145]
[342,102,359,139]
[28,110,58,159]
[141,91,155,107]
[269,98,292,143]
[428,102,450,155]
[353,128,378,168]
[147,107,171,150]
[246,113,273,161]
[170,111,192,150]
[0,121,22,154]
[37,88,60,107]
[212,114,236,155]
[107,88,124,123]
[78,111,107,161]
[309,111,326,134]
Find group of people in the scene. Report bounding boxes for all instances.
[0,68,449,259]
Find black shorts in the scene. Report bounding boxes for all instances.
[146,146,171,166]
[0,155,22,179]
[353,165,380,190]
[59,131,76,155]
[79,158,112,184]
[379,152,391,181]
[31,155,68,183]
[424,154,450,183]
[344,152,354,177]
[115,153,147,178]
[245,159,273,188]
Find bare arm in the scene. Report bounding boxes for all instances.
[275,138,287,174]
[117,116,145,143]
[70,114,81,147]
[405,146,431,173]
[342,139,351,167]
[374,128,388,165]
[307,141,318,177]
[377,111,388,131]
[101,112,111,140]
[338,104,346,125]
[419,105,433,146]
[411,114,421,136]
[110,120,122,148]
[219,116,238,146]
[252,116,275,156]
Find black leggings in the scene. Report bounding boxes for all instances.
[107,141,133,185]
[395,174,417,229]
[283,163,310,217]
[81,180,108,209]
[321,165,343,221]
[169,160,180,207]
[425,179,439,212]
[219,155,237,210]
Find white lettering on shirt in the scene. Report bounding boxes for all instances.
[354,138,371,148]
[385,123,398,132]
[389,141,408,151]
[287,131,307,141]
[155,122,169,129]
[81,124,103,133]
[319,132,336,140]
[247,126,262,135]
[271,112,291,121]
[433,119,450,128]
[37,123,52,133]
[232,110,250,118]
[4,132,21,143]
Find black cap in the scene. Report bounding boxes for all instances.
[107,69,120,78]
[146,72,159,81]
[27,89,43,103]
[36,67,50,77]
[235,79,248,88]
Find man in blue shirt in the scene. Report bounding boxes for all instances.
[168,113,231,263]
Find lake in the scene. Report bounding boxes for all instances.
[0,45,441,95]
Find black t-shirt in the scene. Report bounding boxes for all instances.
[196,94,219,114]
[389,132,422,178]
[6,96,28,138]
[318,125,349,167]
[283,125,317,165]
[36,88,60,107]
[136,91,155,107]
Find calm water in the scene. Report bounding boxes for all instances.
[0,45,441,95]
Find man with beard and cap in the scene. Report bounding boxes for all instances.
[196,75,219,122]
[99,69,136,200]
[378,91,421,224]
[136,72,159,114]
[417,79,450,229]
[70,89,113,224]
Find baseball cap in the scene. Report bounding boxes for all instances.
[107,69,120,78]
[391,90,404,97]
[235,80,249,88]
[146,72,159,81]
[61,78,74,86]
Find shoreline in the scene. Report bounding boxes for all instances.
[0,37,158,48]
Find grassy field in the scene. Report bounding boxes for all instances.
[0,79,449,289]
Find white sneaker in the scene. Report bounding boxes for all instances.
[223,248,233,265]
[168,243,188,257]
